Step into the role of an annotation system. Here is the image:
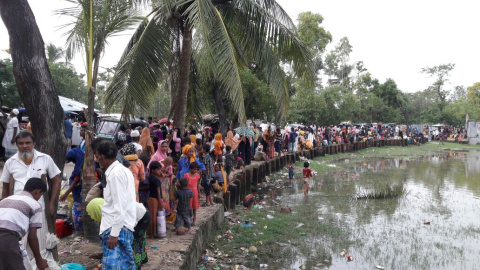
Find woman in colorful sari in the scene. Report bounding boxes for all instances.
[262,127,275,159]
[147,140,174,214]
[213,133,225,161]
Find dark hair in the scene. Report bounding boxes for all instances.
[97,141,117,159]
[91,138,104,151]
[179,178,189,188]
[203,144,211,152]
[226,145,232,152]
[196,138,202,146]
[251,188,257,194]
[15,131,35,143]
[189,162,199,170]
[149,161,162,171]
[304,161,309,168]
[24,178,47,193]
[119,125,126,132]
[182,137,191,146]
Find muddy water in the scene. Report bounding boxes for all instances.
[277,150,480,270]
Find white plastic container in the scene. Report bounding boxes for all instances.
[157,210,167,238]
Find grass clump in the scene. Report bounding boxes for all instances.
[351,184,406,200]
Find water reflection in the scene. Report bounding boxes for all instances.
[279,150,480,270]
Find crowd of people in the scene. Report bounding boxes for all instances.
[0,107,472,269]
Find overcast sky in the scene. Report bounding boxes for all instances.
[1,0,479,93]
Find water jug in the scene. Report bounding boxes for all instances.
[157,210,167,238]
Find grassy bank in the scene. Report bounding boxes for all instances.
[295,142,480,173]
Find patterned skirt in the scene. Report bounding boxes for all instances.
[133,212,150,270]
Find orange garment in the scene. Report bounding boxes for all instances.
[139,127,154,157]
[184,172,200,210]
[225,131,240,151]
[125,154,145,202]
[189,135,197,146]
[214,133,224,155]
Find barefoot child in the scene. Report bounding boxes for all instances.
[288,161,295,186]
[174,178,194,235]
[200,145,214,206]
[184,162,200,225]
[303,161,313,195]
[243,188,258,209]
[147,161,164,238]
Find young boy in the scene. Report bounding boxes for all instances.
[288,161,295,186]
[243,188,258,209]
[224,146,234,182]
[200,145,214,206]
[174,178,194,235]
[303,161,313,195]
[0,178,48,270]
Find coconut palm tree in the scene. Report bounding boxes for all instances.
[105,0,314,131]
[57,0,144,240]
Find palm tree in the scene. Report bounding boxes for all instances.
[105,0,314,131]
[57,0,144,240]
[46,42,66,63]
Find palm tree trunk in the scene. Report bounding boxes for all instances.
[212,82,228,135]
[0,0,66,255]
[172,26,192,132]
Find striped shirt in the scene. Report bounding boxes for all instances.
[0,191,42,239]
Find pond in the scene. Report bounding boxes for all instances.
[277,150,480,270]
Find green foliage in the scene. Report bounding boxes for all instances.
[49,62,87,103]
[0,59,21,107]
[241,70,277,121]
[467,82,480,105]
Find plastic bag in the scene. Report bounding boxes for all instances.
[30,233,61,270]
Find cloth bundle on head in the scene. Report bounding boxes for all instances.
[120,143,137,156]
[225,131,240,151]
[11,109,19,115]
[182,144,196,163]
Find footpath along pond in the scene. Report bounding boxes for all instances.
[203,147,480,270]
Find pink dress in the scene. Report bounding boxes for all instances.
[184,173,200,210]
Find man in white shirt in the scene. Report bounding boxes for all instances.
[0,131,61,269]
[1,108,19,159]
[94,140,136,269]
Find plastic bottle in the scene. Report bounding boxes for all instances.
[157,210,167,238]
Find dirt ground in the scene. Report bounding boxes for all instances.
[56,202,223,270]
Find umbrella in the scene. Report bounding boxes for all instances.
[159,118,170,124]
[235,126,254,137]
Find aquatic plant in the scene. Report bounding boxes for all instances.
[351,184,406,200]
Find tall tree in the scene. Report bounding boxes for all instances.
[421,63,455,103]
[0,0,67,249]
[105,0,314,132]
[58,0,143,240]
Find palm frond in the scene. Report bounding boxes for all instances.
[104,13,174,120]
[185,0,246,123]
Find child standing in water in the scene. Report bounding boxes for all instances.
[288,161,295,186]
[303,161,313,195]
[184,162,200,226]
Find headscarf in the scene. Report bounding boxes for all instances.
[189,135,197,146]
[139,127,154,157]
[11,109,19,115]
[86,198,105,222]
[148,140,168,168]
[214,133,223,154]
[182,144,196,163]
[225,131,240,151]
